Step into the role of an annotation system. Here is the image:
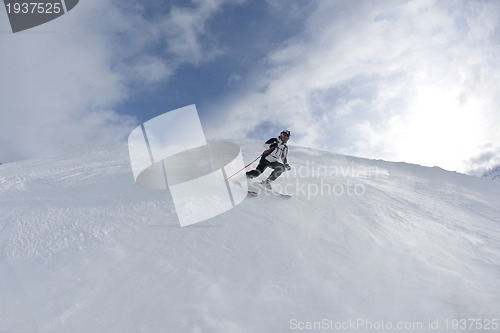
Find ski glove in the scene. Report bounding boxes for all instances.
[285,163,291,171]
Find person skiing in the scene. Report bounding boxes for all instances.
[246,130,291,189]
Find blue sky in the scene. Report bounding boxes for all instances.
[1,0,499,175]
[118,0,312,124]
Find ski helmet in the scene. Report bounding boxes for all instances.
[280,130,291,137]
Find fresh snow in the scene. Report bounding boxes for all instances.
[0,141,499,332]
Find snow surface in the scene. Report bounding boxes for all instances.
[0,141,499,333]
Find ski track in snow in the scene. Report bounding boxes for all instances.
[0,142,499,332]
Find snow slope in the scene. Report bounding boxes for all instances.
[1,141,499,333]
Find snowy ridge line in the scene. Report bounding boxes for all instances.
[482,165,500,182]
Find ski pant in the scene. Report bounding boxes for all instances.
[246,157,285,181]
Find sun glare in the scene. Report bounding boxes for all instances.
[396,84,482,172]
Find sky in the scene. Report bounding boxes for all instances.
[0,0,499,175]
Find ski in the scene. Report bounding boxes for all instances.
[232,179,259,197]
[257,181,292,198]
[267,189,292,199]
[233,179,291,198]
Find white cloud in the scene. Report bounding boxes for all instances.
[206,0,500,173]
[163,0,233,65]
[0,0,237,162]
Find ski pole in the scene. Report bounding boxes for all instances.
[225,154,262,181]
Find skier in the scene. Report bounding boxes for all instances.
[246,130,291,189]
